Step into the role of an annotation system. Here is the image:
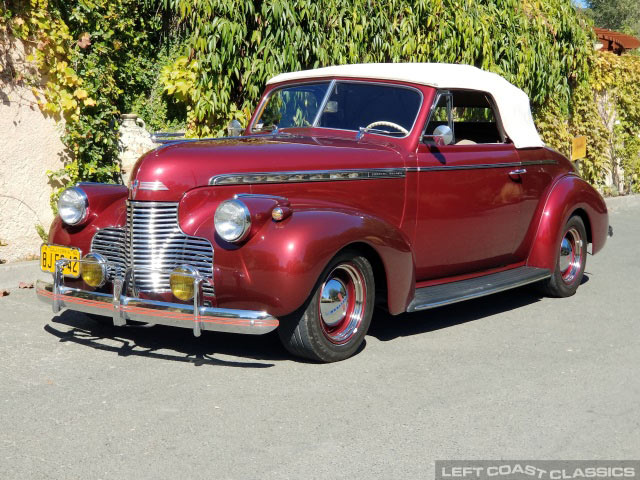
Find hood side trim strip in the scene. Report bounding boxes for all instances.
[209,168,406,185]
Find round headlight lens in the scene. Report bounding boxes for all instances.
[214,199,251,242]
[58,187,88,225]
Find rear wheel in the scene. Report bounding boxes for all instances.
[278,251,375,362]
[539,215,588,298]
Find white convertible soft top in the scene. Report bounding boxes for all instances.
[267,63,544,149]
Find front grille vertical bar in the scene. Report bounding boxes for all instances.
[128,202,138,296]
[193,276,202,337]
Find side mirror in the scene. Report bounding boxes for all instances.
[227,119,243,137]
[423,125,453,146]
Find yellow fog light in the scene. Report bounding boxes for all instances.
[170,266,198,301]
[81,253,107,288]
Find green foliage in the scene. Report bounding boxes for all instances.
[593,53,640,193]
[162,0,594,136]
[3,0,638,198]
[130,46,188,132]
[35,223,48,242]
[539,52,640,193]
[1,0,174,208]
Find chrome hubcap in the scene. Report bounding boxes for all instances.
[559,227,583,284]
[318,263,366,345]
[320,278,348,326]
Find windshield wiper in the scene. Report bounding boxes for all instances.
[356,126,399,140]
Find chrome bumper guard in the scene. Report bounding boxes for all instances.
[36,259,279,336]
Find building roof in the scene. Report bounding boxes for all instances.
[595,28,640,54]
[267,63,544,149]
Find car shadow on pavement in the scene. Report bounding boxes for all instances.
[369,284,548,342]
[42,277,590,363]
[44,311,289,368]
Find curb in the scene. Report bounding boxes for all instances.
[604,194,640,212]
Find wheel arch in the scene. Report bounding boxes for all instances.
[335,241,389,312]
[570,207,593,244]
[527,174,608,271]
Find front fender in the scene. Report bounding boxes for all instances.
[527,174,608,271]
[182,203,415,318]
[48,184,128,254]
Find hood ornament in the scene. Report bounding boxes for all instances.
[130,179,139,199]
[129,180,168,199]
[138,181,169,191]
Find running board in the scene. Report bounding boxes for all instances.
[407,267,551,312]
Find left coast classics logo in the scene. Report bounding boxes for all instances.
[129,179,139,199]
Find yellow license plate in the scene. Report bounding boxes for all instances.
[40,245,81,278]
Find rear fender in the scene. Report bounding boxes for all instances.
[527,174,608,271]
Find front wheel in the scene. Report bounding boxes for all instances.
[278,252,375,362]
[539,215,588,298]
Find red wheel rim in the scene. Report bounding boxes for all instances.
[559,227,583,285]
[318,263,366,345]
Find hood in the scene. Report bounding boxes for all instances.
[129,134,404,202]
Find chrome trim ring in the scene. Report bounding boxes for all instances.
[318,263,366,345]
[214,199,252,242]
[59,186,89,226]
[559,227,583,285]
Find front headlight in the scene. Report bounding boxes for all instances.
[214,199,251,242]
[58,187,88,225]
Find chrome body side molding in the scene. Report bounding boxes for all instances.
[208,160,557,186]
[405,159,557,173]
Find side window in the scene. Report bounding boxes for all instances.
[424,93,452,140]
[450,91,504,145]
[423,90,505,145]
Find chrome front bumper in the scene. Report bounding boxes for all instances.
[36,260,279,336]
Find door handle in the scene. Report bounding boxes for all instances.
[509,168,527,175]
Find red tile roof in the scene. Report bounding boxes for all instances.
[595,28,640,54]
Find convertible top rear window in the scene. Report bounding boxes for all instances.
[252,81,422,137]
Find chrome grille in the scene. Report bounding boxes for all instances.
[91,227,127,279]
[90,201,214,296]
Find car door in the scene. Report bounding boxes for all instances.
[413,90,525,281]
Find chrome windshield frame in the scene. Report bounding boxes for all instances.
[250,79,424,139]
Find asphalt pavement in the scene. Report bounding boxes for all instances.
[1,196,638,479]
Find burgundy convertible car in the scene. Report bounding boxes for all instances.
[37,63,610,362]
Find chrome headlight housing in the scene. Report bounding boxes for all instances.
[58,187,88,226]
[214,199,251,242]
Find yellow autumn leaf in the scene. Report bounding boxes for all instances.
[74,88,88,99]
[83,98,96,107]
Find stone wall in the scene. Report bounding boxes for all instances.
[0,33,65,263]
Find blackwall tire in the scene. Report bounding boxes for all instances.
[278,251,375,363]
[539,215,588,298]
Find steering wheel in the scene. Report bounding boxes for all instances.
[364,121,409,136]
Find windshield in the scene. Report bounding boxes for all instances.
[252,81,422,137]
